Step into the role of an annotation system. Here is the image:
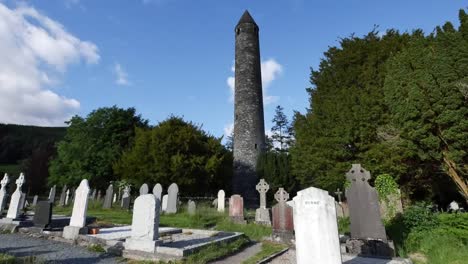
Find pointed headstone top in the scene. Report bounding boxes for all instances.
[236,10,258,28]
[1,174,9,187]
[16,173,25,189]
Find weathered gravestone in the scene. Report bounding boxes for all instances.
[187,200,196,215]
[140,183,149,195]
[103,184,113,209]
[121,186,131,209]
[90,189,96,201]
[255,179,271,225]
[97,190,102,201]
[212,198,218,208]
[65,189,71,206]
[217,190,225,212]
[63,179,90,240]
[162,194,168,212]
[59,185,67,207]
[293,187,341,264]
[0,174,10,216]
[113,193,117,203]
[335,201,344,218]
[153,184,162,202]
[19,192,26,210]
[6,173,25,220]
[124,194,162,252]
[380,189,403,220]
[272,188,294,242]
[345,164,392,258]
[229,194,245,224]
[48,185,56,204]
[32,195,38,207]
[33,201,52,229]
[70,187,76,203]
[166,183,179,214]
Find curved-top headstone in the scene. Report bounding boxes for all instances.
[166,183,179,214]
[124,194,162,252]
[162,194,168,212]
[187,200,196,215]
[103,184,113,209]
[153,183,163,202]
[121,186,131,209]
[140,183,149,195]
[217,190,225,212]
[0,174,10,214]
[69,179,90,228]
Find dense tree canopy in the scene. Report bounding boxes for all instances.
[48,106,148,189]
[114,116,232,195]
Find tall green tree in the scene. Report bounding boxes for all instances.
[271,105,292,152]
[48,106,148,189]
[384,11,468,202]
[114,116,232,195]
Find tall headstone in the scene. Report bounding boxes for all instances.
[124,194,162,252]
[217,190,225,212]
[0,174,10,216]
[103,184,113,209]
[229,194,245,224]
[255,179,271,225]
[65,189,70,206]
[63,179,90,240]
[121,186,131,209]
[232,11,266,205]
[166,183,178,214]
[162,194,168,212]
[293,187,341,264]
[272,188,294,242]
[6,173,25,220]
[59,185,67,207]
[345,164,392,257]
[187,200,196,215]
[33,201,52,229]
[139,183,149,195]
[48,185,56,204]
[32,195,38,207]
[19,192,26,210]
[153,184,163,202]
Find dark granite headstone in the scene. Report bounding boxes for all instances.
[33,201,52,229]
[103,184,113,209]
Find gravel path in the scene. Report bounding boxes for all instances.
[0,234,122,264]
[209,242,262,264]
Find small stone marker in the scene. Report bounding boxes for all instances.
[153,184,163,203]
[33,201,52,229]
[113,193,117,203]
[0,174,9,215]
[212,198,218,208]
[65,189,70,206]
[345,164,392,257]
[229,194,245,224]
[166,183,179,214]
[19,192,26,210]
[90,189,96,200]
[293,186,341,264]
[139,183,149,195]
[272,188,294,242]
[32,195,38,207]
[187,200,196,215]
[59,185,67,207]
[162,194,168,212]
[335,201,344,218]
[6,173,25,220]
[103,184,113,209]
[449,200,460,212]
[97,190,102,201]
[217,190,225,212]
[48,185,56,204]
[124,194,162,252]
[255,179,271,225]
[121,186,131,209]
[63,179,90,240]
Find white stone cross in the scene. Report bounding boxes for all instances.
[1,174,9,188]
[274,188,289,203]
[334,188,343,203]
[15,173,25,190]
[256,179,269,209]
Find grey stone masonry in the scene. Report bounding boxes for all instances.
[232,10,265,205]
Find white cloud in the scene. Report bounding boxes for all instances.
[114,63,130,86]
[0,3,99,126]
[224,122,234,138]
[227,58,282,105]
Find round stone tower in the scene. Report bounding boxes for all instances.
[232,10,266,205]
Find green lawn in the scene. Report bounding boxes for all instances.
[242,241,287,264]
[0,164,21,175]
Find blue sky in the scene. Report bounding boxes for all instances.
[0,0,466,140]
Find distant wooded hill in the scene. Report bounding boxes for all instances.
[0,124,66,194]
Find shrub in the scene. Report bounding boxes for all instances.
[402,202,439,232]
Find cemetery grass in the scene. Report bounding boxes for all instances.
[241,241,287,264]
[0,253,42,264]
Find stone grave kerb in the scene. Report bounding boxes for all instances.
[256,179,269,209]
